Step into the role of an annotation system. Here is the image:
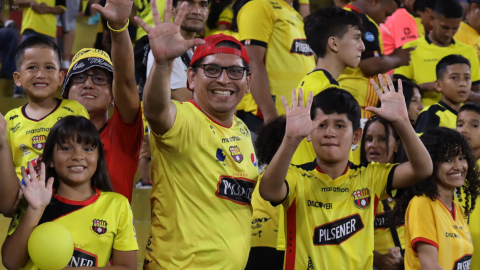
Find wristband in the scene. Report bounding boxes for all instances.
[107,19,129,33]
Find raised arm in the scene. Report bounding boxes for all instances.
[134,0,204,135]
[366,75,433,189]
[259,89,326,203]
[92,0,140,124]
[0,113,19,215]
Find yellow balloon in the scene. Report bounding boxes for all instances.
[28,222,74,270]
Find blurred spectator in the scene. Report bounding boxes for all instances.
[204,0,234,37]
[454,0,480,60]
[296,0,310,18]
[413,0,436,35]
[57,0,81,69]
[0,19,19,80]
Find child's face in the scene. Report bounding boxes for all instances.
[364,121,399,164]
[13,47,64,100]
[457,110,480,155]
[308,109,362,164]
[436,154,467,191]
[51,139,98,187]
[436,64,471,105]
[408,87,423,125]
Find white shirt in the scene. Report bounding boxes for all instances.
[146,49,194,90]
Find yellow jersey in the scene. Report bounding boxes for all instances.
[276,160,397,269]
[374,199,405,254]
[338,5,384,119]
[394,35,480,107]
[454,22,480,61]
[414,17,425,38]
[5,99,89,182]
[204,4,234,37]
[238,0,315,117]
[17,0,66,38]
[146,100,259,270]
[134,0,166,40]
[8,188,138,269]
[415,101,457,135]
[405,195,473,270]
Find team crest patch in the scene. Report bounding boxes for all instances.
[32,135,47,150]
[91,219,107,236]
[352,188,371,209]
[229,145,243,163]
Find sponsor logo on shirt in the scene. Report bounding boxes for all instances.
[221,136,241,143]
[229,145,244,163]
[307,256,314,270]
[308,200,333,209]
[446,232,461,239]
[321,187,349,193]
[290,39,314,56]
[240,126,250,137]
[31,135,46,150]
[91,219,107,236]
[146,236,153,252]
[26,127,51,135]
[251,153,257,167]
[68,249,97,267]
[10,122,20,133]
[313,214,364,245]
[9,115,18,120]
[216,176,255,205]
[62,106,74,113]
[20,144,28,152]
[374,212,389,229]
[453,255,472,270]
[365,32,375,42]
[251,217,271,229]
[216,148,226,166]
[404,27,411,35]
[352,188,371,210]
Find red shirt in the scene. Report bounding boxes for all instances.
[100,106,143,203]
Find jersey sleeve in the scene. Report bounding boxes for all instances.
[406,196,439,251]
[415,108,440,134]
[361,19,382,60]
[218,8,233,27]
[365,162,398,198]
[238,0,274,47]
[466,46,480,86]
[280,165,301,209]
[113,197,139,251]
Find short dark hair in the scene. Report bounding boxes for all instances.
[436,54,471,80]
[433,0,464,18]
[191,40,249,69]
[14,36,62,70]
[459,102,480,116]
[40,116,114,192]
[304,7,363,58]
[254,116,286,166]
[414,0,436,12]
[310,88,361,130]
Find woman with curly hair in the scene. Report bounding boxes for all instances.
[394,127,480,270]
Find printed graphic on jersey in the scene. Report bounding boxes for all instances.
[20,144,28,152]
[352,188,371,210]
[31,135,47,150]
[290,39,314,56]
[313,214,364,245]
[229,145,243,163]
[251,217,271,229]
[251,153,257,167]
[453,255,471,270]
[68,248,98,267]
[91,219,107,236]
[216,148,226,163]
[216,176,255,205]
[374,212,389,229]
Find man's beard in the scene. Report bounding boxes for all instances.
[181,23,203,33]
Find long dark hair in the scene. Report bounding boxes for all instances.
[206,0,235,29]
[40,116,113,192]
[360,116,400,166]
[392,127,480,225]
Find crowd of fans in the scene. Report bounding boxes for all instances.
[0,0,480,269]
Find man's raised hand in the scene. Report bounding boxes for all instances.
[282,89,327,142]
[366,75,409,124]
[92,0,133,30]
[134,0,205,64]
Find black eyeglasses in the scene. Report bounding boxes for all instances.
[197,64,249,80]
[71,73,111,85]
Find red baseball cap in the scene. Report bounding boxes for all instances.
[190,34,250,66]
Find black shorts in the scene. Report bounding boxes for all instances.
[245,247,284,270]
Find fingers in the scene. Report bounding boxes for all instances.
[370,79,383,98]
[405,46,416,52]
[312,115,328,129]
[38,162,46,182]
[187,38,206,49]
[46,177,54,192]
[173,2,189,27]
[385,75,395,93]
[397,78,403,95]
[20,166,29,187]
[152,0,164,25]
[291,88,298,107]
[297,88,305,107]
[365,106,379,114]
[281,95,290,111]
[90,3,104,16]
[134,16,152,33]
[305,91,314,110]
[377,74,389,93]
[27,161,38,182]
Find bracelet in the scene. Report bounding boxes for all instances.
[107,18,129,33]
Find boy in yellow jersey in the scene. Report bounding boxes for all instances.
[394,0,480,107]
[237,0,315,134]
[338,0,413,119]
[5,36,89,185]
[457,103,480,270]
[259,75,432,269]
[415,55,471,134]
[136,0,258,268]
[454,0,480,60]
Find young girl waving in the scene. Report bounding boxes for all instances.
[2,116,138,270]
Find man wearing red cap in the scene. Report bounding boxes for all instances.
[135,0,258,268]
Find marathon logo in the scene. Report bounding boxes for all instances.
[222,136,242,143]
[67,249,97,267]
[216,176,255,205]
[374,213,389,229]
[290,39,314,56]
[313,214,364,245]
[308,200,332,209]
[453,255,472,270]
[26,127,50,135]
[322,187,349,193]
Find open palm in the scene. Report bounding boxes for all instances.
[134,0,205,63]
[21,162,53,212]
[366,75,409,123]
[92,0,133,26]
[282,89,327,141]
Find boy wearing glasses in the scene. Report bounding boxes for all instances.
[4,36,89,186]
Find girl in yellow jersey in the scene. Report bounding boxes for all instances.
[394,127,480,270]
[2,116,138,270]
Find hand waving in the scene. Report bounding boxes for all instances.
[134,0,205,64]
[21,162,53,212]
[366,75,409,123]
[92,0,133,29]
[282,89,327,142]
